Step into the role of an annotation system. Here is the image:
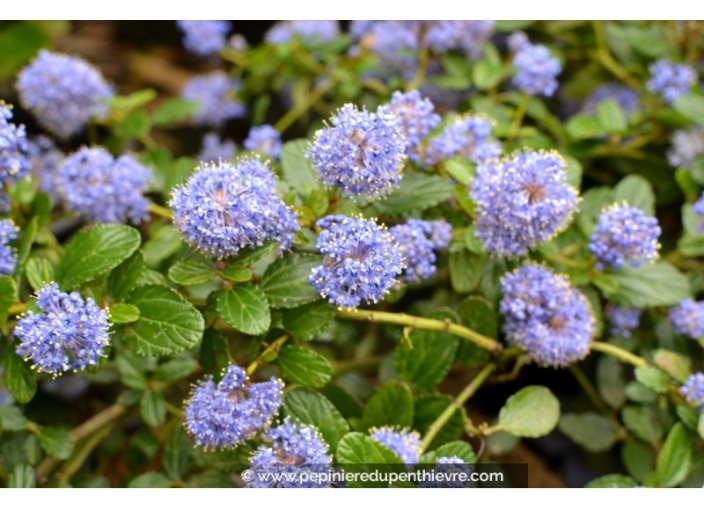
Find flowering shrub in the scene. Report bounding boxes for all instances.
[1,20,704,490]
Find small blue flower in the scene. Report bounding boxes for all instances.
[420,456,469,488]
[184,363,284,450]
[387,90,440,162]
[310,215,405,308]
[177,20,231,57]
[243,125,282,160]
[500,263,594,368]
[668,127,704,168]
[266,20,340,45]
[589,203,661,270]
[0,102,31,195]
[59,147,151,225]
[14,283,111,376]
[669,299,704,340]
[247,418,332,488]
[181,71,247,127]
[470,150,578,257]
[581,84,641,118]
[170,160,299,259]
[307,104,406,201]
[370,426,421,466]
[16,50,114,139]
[512,39,561,97]
[647,59,697,104]
[694,192,704,232]
[680,372,704,407]
[197,133,237,164]
[390,219,452,283]
[425,115,500,166]
[0,218,18,276]
[606,305,641,338]
[27,135,64,202]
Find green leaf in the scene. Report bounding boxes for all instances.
[0,275,17,327]
[8,464,35,488]
[656,423,691,487]
[414,395,465,450]
[115,110,151,138]
[566,114,606,140]
[0,404,27,432]
[336,432,405,488]
[444,157,475,185]
[153,358,199,382]
[0,23,47,78]
[634,366,671,394]
[2,348,37,404]
[597,356,626,409]
[455,296,495,367]
[282,300,335,341]
[151,98,200,126]
[25,258,53,291]
[472,60,504,90]
[128,472,172,488]
[320,383,362,419]
[168,260,217,286]
[367,172,455,217]
[260,254,323,309]
[163,426,192,480]
[109,303,141,324]
[698,412,704,440]
[140,391,167,428]
[613,175,655,216]
[558,412,617,452]
[109,89,157,111]
[448,250,484,293]
[14,216,38,283]
[608,261,690,308]
[216,284,271,336]
[586,474,638,488]
[653,349,691,383]
[280,139,320,196]
[108,250,145,302]
[125,285,204,356]
[622,441,655,482]
[498,386,560,438]
[56,224,141,289]
[621,405,668,443]
[597,99,627,133]
[283,388,350,451]
[433,441,477,463]
[220,265,252,283]
[673,94,704,125]
[37,427,74,460]
[361,381,414,430]
[226,240,278,267]
[277,345,332,388]
[115,352,148,390]
[199,329,231,377]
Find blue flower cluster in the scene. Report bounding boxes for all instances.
[387,90,440,162]
[27,135,64,202]
[390,219,452,283]
[581,83,641,118]
[266,21,340,45]
[170,160,299,259]
[669,299,704,340]
[420,456,468,489]
[16,50,114,139]
[606,305,641,338]
[0,218,18,276]
[197,133,236,164]
[177,20,231,57]
[589,203,661,270]
[307,104,406,200]
[310,215,405,308]
[470,150,578,257]
[181,71,247,127]
[247,418,332,488]
[500,263,594,367]
[511,36,561,97]
[0,102,30,209]
[680,373,704,407]
[14,283,111,376]
[425,115,501,166]
[370,426,421,466]
[694,193,704,232]
[243,125,282,160]
[184,363,284,450]
[668,127,704,168]
[647,59,697,104]
[59,147,151,224]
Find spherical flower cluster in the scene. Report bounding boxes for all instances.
[181,71,247,127]
[14,283,110,376]
[511,38,560,97]
[265,20,340,45]
[647,59,697,104]
[667,127,704,168]
[669,299,704,340]
[197,133,236,164]
[243,125,282,160]
[589,203,661,270]
[420,456,468,489]
[470,150,578,257]
[680,373,704,408]
[500,263,594,368]
[247,418,332,488]
[310,215,405,308]
[390,219,452,283]
[694,192,704,232]
[184,363,284,450]
[307,104,406,201]
[0,218,18,276]
[370,426,421,466]
[170,160,299,259]
[387,90,440,162]
[59,147,151,224]
[16,50,114,139]
[425,115,500,166]
[177,20,231,57]
[606,305,641,338]
[27,135,64,202]
[0,102,30,192]
[581,84,641,118]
